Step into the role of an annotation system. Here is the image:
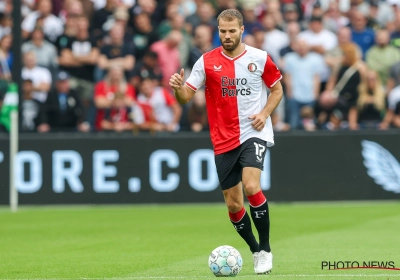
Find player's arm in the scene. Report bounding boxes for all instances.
[250,54,284,131]
[169,68,196,104]
[249,82,283,131]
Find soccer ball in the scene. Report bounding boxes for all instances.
[208,245,243,277]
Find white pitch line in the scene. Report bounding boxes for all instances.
[8,275,400,280]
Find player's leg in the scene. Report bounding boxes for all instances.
[215,150,259,254]
[222,182,259,253]
[239,138,272,274]
[242,167,271,253]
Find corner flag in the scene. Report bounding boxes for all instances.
[0,83,19,132]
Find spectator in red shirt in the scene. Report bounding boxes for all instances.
[150,30,182,89]
[100,91,134,132]
[94,65,136,131]
[135,75,182,132]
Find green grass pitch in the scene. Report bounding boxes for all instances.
[1,202,400,280]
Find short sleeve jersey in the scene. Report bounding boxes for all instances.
[186,45,282,155]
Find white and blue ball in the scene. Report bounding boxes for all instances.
[208,245,242,277]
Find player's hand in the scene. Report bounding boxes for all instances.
[169,68,184,90]
[249,113,268,131]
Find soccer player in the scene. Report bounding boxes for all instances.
[169,9,283,275]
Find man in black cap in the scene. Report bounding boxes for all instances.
[44,71,90,132]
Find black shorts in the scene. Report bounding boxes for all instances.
[214,137,267,190]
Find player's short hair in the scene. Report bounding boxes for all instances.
[217,9,243,27]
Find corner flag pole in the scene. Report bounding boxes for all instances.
[10,109,18,212]
[10,0,22,212]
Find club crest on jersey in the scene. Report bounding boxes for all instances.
[247,63,257,72]
[214,65,222,71]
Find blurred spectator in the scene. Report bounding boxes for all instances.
[99,91,134,132]
[59,16,99,108]
[22,0,36,17]
[350,10,375,58]
[131,0,159,26]
[319,43,362,130]
[366,29,400,87]
[171,0,197,17]
[0,13,12,39]
[21,52,52,103]
[283,39,324,130]
[129,51,162,88]
[21,79,48,133]
[136,75,182,132]
[102,6,130,35]
[323,1,349,33]
[243,34,256,47]
[158,12,191,68]
[91,0,135,10]
[215,0,236,16]
[22,25,58,74]
[385,83,400,128]
[58,0,85,24]
[44,71,90,132]
[0,33,12,95]
[298,15,337,91]
[387,59,400,93]
[54,11,79,53]
[349,69,386,130]
[262,14,289,63]
[242,3,263,34]
[325,26,353,73]
[390,9,400,48]
[0,0,12,15]
[97,23,135,81]
[187,89,208,132]
[253,30,265,50]
[91,0,119,39]
[281,3,305,30]
[279,21,301,67]
[128,12,159,62]
[94,66,136,131]
[185,2,217,35]
[158,2,180,38]
[362,0,395,29]
[150,30,182,89]
[21,0,64,42]
[266,0,284,30]
[187,25,213,69]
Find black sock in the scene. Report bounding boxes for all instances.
[229,208,259,253]
[249,201,271,252]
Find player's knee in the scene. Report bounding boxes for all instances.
[243,182,261,196]
[225,199,243,213]
[226,202,243,213]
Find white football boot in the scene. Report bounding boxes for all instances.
[255,250,272,274]
[252,252,259,273]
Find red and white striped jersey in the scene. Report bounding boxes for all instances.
[186,45,282,155]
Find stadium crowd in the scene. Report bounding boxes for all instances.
[1,0,400,133]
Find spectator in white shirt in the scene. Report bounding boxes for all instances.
[21,52,52,103]
[261,13,289,63]
[298,15,337,90]
[22,25,58,74]
[22,0,64,43]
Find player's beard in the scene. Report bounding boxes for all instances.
[221,35,241,52]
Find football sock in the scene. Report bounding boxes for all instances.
[247,191,271,252]
[229,207,259,253]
